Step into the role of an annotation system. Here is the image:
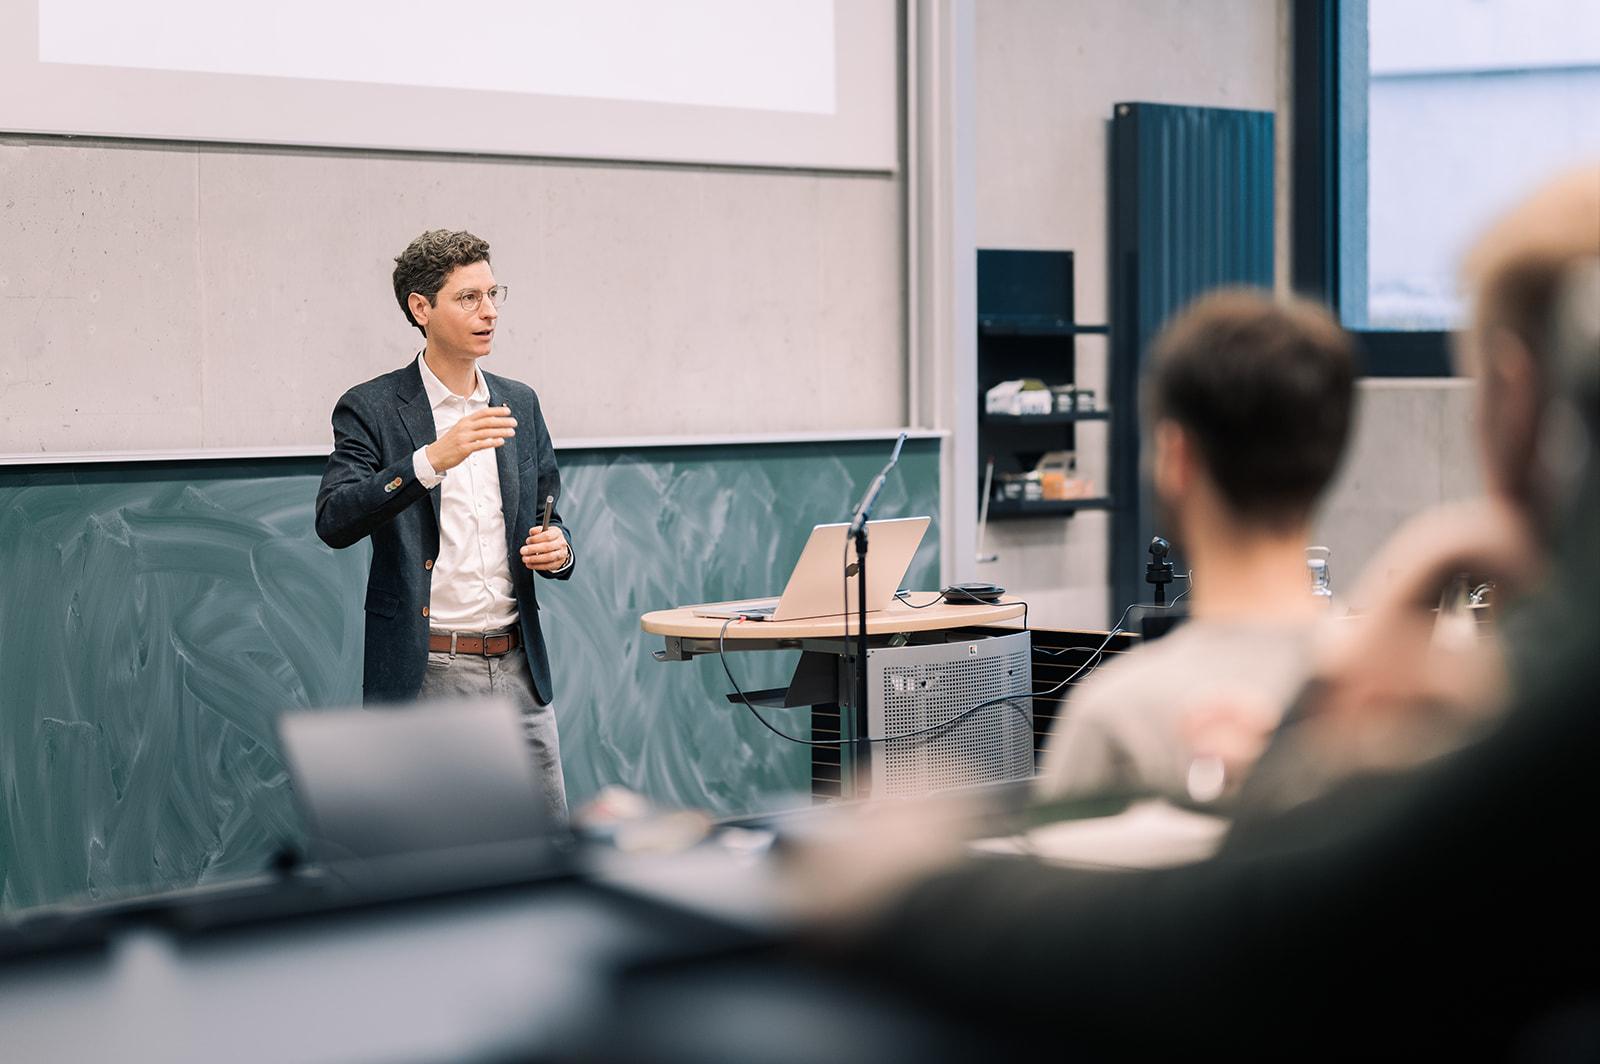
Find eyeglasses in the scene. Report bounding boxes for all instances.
[451,285,508,313]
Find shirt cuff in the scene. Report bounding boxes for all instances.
[412,445,444,489]
[552,537,575,574]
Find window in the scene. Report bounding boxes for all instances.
[1294,0,1600,372]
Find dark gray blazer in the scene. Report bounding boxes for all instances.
[315,360,573,705]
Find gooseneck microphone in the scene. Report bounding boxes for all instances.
[847,432,908,739]
[848,432,908,538]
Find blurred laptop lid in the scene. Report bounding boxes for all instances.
[277,698,567,893]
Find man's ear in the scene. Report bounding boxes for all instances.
[408,292,433,332]
[1152,419,1191,505]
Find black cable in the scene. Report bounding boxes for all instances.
[717,619,1033,748]
[1033,570,1192,659]
[1035,627,1123,686]
[895,589,1029,633]
[1023,574,1194,695]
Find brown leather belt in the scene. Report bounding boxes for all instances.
[428,628,521,657]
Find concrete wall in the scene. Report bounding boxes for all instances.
[972,0,1286,626]
[0,137,903,456]
[1312,379,1483,607]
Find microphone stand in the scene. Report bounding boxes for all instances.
[847,433,907,768]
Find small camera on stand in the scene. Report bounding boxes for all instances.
[1141,536,1186,642]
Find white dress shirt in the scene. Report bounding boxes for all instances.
[410,354,519,633]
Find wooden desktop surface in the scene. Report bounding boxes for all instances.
[640,593,1025,640]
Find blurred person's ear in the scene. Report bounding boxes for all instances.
[1152,419,1194,513]
[1151,419,1197,538]
[1476,326,1542,510]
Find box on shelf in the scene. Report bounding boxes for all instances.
[1036,451,1096,501]
[986,378,1053,416]
[1050,385,1075,413]
[993,470,1044,503]
[1046,384,1099,414]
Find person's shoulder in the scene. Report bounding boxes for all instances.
[482,370,540,410]
[1163,619,1317,677]
[338,361,420,406]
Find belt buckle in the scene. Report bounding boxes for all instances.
[449,631,459,659]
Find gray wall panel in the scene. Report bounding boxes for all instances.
[1,140,207,452]
[1,138,905,456]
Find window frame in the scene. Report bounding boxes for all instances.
[1291,0,1456,377]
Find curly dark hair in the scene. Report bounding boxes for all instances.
[392,229,492,335]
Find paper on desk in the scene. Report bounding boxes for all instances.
[971,799,1229,870]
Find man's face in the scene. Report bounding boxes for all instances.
[413,260,499,359]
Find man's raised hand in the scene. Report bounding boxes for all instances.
[425,407,516,472]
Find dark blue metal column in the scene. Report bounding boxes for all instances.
[1108,102,1276,620]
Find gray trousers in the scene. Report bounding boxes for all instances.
[419,643,569,823]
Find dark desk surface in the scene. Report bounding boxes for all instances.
[0,792,1055,1063]
[0,873,765,1064]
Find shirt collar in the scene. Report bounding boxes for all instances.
[416,352,489,409]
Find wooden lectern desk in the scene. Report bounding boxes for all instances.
[640,593,1024,656]
[641,594,1029,800]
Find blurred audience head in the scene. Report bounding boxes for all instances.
[1283,169,1600,766]
[1458,165,1600,529]
[1143,289,1357,537]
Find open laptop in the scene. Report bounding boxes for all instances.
[277,697,568,894]
[693,516,931,621]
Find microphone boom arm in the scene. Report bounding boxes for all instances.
[848,432,907,537]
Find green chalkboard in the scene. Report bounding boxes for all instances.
[0,439,939,914]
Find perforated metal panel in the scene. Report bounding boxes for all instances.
[865,632,1033,798]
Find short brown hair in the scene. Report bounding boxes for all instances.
[392,229,491,335]
[1144,289,1357,528]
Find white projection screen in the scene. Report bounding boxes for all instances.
[0,0,897,170]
